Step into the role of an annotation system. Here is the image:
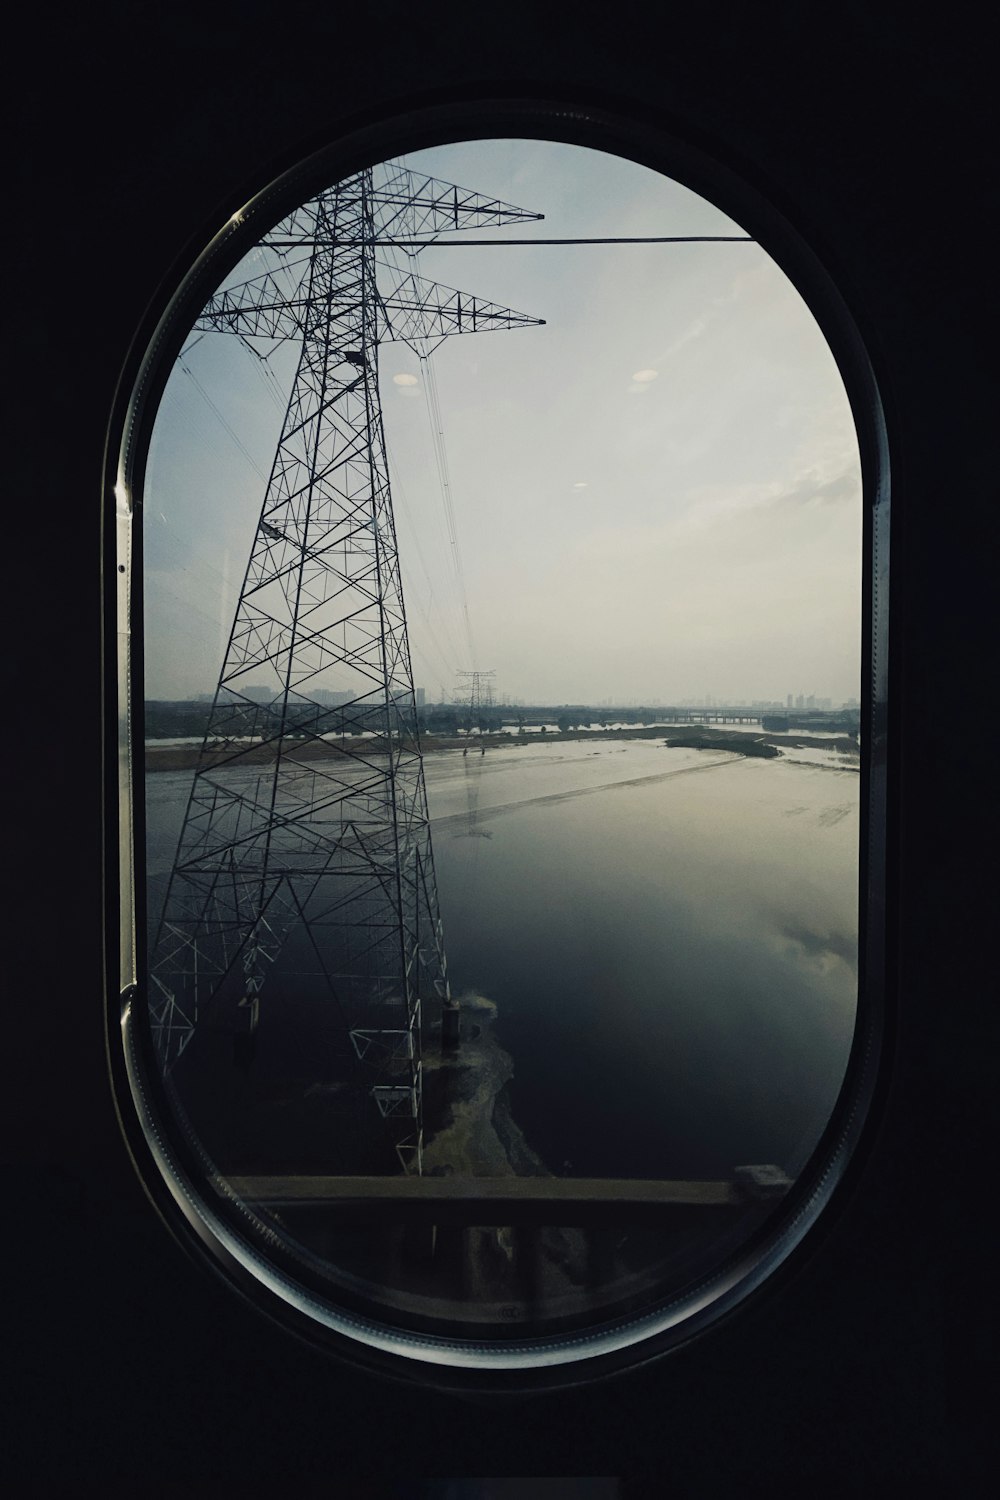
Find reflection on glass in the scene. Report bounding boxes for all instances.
[140,140,861,1343]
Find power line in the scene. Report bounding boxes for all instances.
[238,335,291,417]
[385,440,464,687]
[179,359,269,482]
[420,349,478,671]
[264,235,755,248]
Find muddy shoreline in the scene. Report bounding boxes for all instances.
[144,723,859,772]
[420,993,552,1179]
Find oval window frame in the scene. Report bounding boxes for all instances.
[103,97,889,1393]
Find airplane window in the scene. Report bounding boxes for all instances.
[109,123,885,1385]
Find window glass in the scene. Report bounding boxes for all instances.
[127,137,865,1365]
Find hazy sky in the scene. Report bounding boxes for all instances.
[145,139,862,705]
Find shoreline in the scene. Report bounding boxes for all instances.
[144,723,860,773]
[420,993,552,1179]
[420,996,596,1306]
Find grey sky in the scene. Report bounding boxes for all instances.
[144,139,861,705]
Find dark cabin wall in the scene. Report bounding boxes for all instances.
[8,2,992,1486]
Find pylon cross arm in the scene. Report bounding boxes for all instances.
[376,269,543,349]
[365,163,543,237]
[194,297,308,341]
[193,283,542,349]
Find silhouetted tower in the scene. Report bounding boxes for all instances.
[457,669,496,733]
[149,163,543,1172]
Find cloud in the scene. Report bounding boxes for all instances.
[645,260,771,370]
[668,461,861,536]
[763,465,861,512]
[793,470,859,506]
[782,925,857,975]
[649,313,711,366]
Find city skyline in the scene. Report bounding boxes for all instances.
[157,683,859,711]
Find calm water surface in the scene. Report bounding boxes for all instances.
[145,737,859,1182]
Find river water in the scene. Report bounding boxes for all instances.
[145,736,859,1184]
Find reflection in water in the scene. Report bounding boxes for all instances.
[143,733,857,1331]
[146,735,857,1183]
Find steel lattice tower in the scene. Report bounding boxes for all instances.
[457,669,496,733]
[148,163,543,1172]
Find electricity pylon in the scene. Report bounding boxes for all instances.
[456,669,496,733]
[148,162,543,1172]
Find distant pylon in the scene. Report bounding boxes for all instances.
[148,163,543,1172]
[456,669,496,733]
